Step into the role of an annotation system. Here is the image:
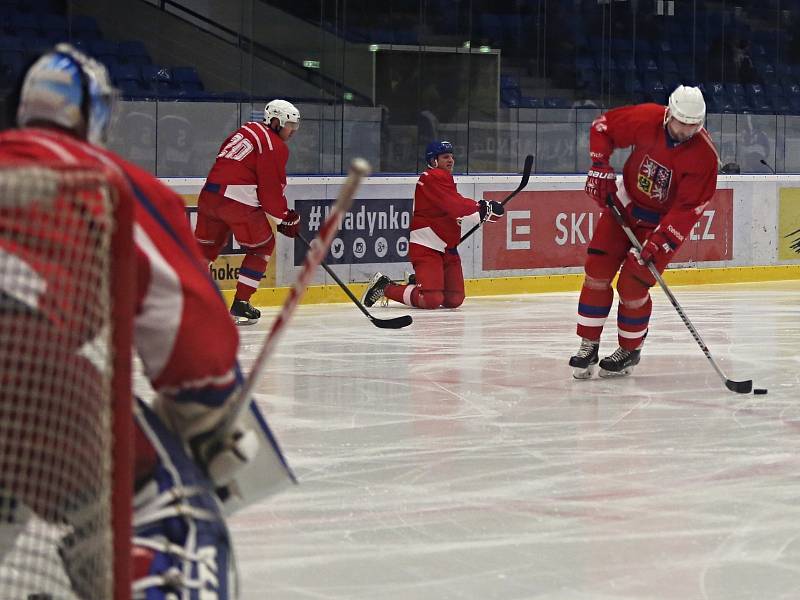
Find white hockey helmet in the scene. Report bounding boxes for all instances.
[17,43,118,145]
[264,99,300,129]
[667,85,706,125]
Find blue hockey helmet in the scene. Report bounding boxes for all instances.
[17,43,118,145]
[425,140,454,166]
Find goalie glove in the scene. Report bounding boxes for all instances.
[478,199,505,223]
[203,425,261,487]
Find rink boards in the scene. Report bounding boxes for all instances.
[162,174,800,306]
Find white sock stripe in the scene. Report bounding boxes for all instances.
[577,315,607,327]
[618,328,647,339]
[238,274,260,288]
[402,285,414,306]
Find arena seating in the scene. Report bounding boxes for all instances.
[0,3,212,101]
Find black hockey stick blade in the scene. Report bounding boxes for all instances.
[370,314,413,329]
[726,379,753,394]
[297,233,412,329]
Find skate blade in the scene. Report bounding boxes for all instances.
[572,365,596,380]
[598,366,635,378]
[232,315,259,326]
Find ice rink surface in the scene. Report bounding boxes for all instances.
[229,280,800,600]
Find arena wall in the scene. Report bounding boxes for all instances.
[163,174,800,306]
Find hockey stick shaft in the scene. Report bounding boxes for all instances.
[212,159,371,449]
[240,160,370,401]
[458,154,533,245]
[297,233,412,329]
[605,195,751,394]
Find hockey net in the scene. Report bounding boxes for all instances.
[0,164,134,600]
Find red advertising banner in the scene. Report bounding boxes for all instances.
[481,189,733,271]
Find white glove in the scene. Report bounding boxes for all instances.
[205,426,260,487]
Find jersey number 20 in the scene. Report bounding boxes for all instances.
[217,133,253,161]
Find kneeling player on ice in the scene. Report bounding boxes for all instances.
[570,85,719,379]
[2,44,293,599]
[362,140,504,309]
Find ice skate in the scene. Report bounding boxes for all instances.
[362,272,391,307]
[230,298,260,325]
[598,346,641,377]
[569,338,599,379]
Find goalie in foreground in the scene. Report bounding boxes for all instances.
[0,44,289,599]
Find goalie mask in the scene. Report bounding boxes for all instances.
[17,43,118,145]
[264,99,300,131]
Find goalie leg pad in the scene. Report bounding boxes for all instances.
[133,399,232,600]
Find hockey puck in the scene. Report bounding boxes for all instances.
[753,388,768,395]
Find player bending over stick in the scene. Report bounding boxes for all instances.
[570,85,719,379]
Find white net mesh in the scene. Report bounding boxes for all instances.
[0,165,118,599]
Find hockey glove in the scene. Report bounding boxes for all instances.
[639,227,680,264]
[478,199,505,223]
[584,163,617,208]
[277,209,300,238]
[185,417,261,489]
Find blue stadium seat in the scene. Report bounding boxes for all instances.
[141,64,180,98]
[766,83,783,98]
[725,82,745,97]
[747,83,772,113]
[645,79,667,103]
[788,95,800,115]
[71,15,102,41]
[518,97,540,109]
[172,66,203,91]
[659,56,678,74]
[90,39,118,59]
[759,62,777,85]
[634,54,654,72]
[770,95,790,114]
[784,82,800,97]
[118,40,151,66]
[110,63,141,85]
[500,86,521,108]
[543,97,570,109]
[171,66,206,98]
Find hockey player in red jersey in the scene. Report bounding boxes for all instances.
[569,85,719,378]
[0,44,282,599]
[194,99,301,324]
[362,141,504,309]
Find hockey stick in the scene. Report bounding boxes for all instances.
[204,159,371,501]
[458,153,533,245]
[605,194,753,394]
[297,233,412,329]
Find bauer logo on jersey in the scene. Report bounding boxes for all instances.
[637,156,672,203]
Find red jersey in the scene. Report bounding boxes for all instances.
[203,121,290,221]
[589,103,719,240]
[0,127,241,407]
[410,167,480,251]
